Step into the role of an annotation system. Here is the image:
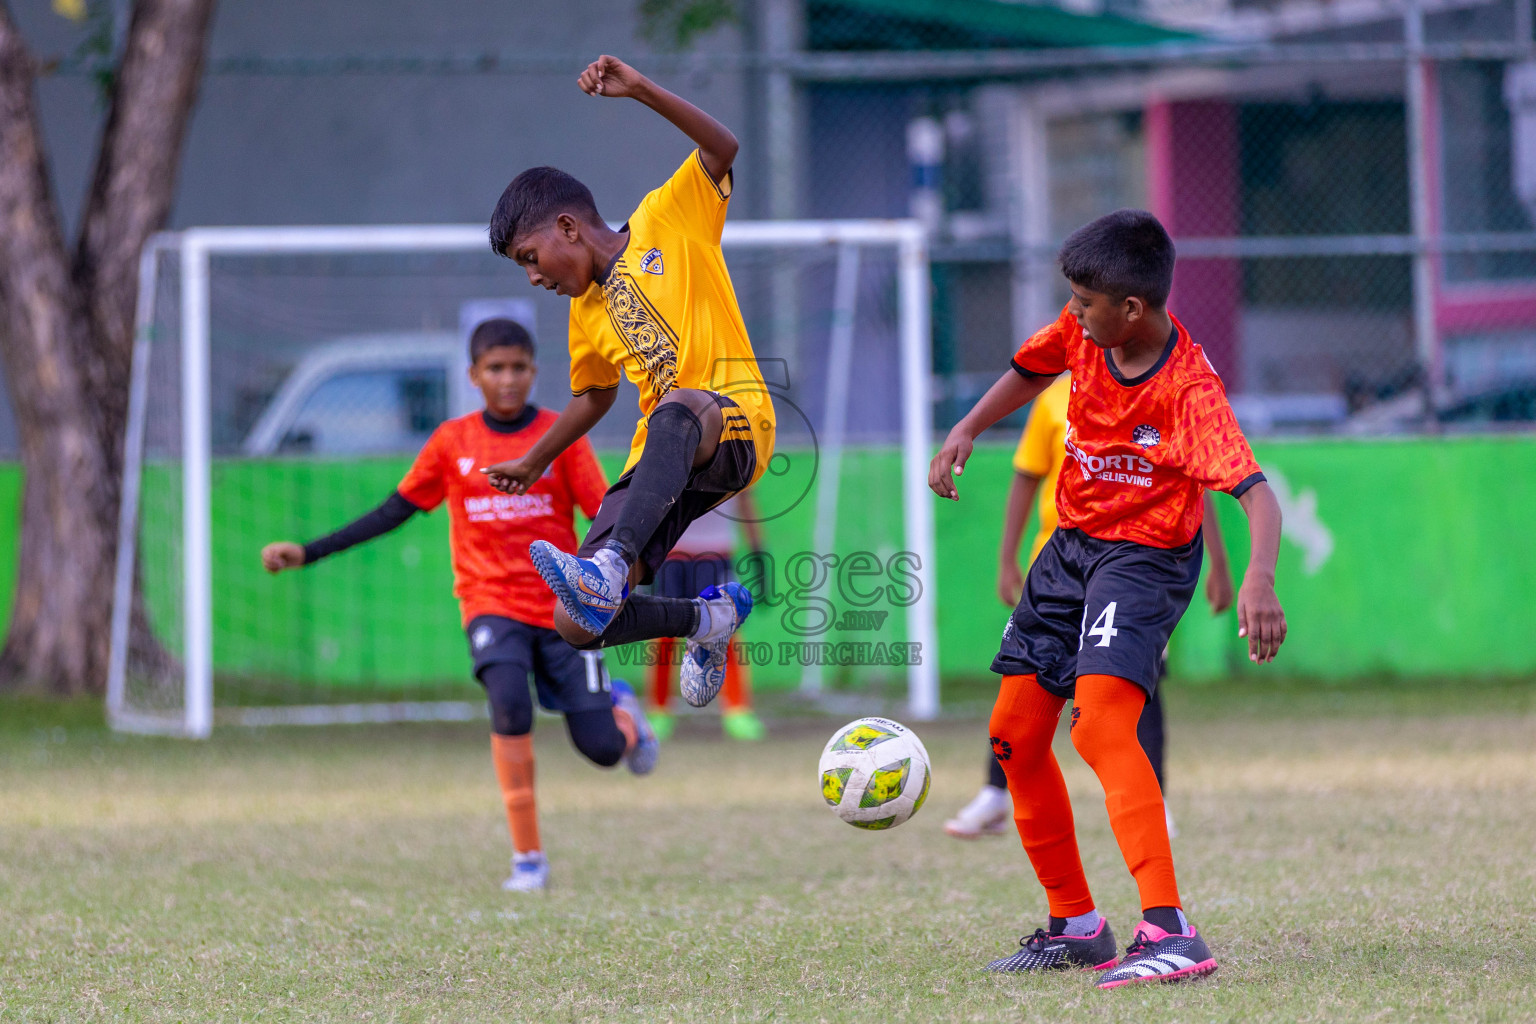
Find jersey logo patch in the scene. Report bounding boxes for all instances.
[457,457,476,476]
[640,248,664,275]
[1132,424,1161,449]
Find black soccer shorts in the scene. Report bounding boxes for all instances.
[579,392,757,584]
[465,615,613,714]
[991,527,1204,699]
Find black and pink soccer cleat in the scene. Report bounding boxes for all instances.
[1096,921,1218,989]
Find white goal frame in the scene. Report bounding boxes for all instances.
[107,221,937,737]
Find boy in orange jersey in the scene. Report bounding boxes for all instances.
[482,55,772,712]
[261,319,657,894]
[931,210,1286,987]
[943,374,1235,838]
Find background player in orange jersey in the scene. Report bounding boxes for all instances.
[261,319,658,894]
[931,209,1285,987]
[645,491,767,742]
[943,373,1235,839]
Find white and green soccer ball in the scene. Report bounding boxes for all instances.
[818,717,931,830]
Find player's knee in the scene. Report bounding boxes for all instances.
[987,704,1018,749]
[490,703,532,737]
[1069,708,1120,766]
[568,711,625,767]
[554,605,601,648]
[481,664,533,736]
[653,388,713,418]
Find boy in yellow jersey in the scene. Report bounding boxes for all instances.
[484,55,771,709]
[943,375,1235,839]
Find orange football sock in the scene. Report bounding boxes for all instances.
[990,673,1095,917]
[648,640,675,712]
[1071,674,1181,914]
[721,642,751,712]
[490,733,540,854]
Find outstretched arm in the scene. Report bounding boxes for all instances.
[1202,492,1235,614]
[577,55,738,183]
[484,386,618,495]
[262,492,421,573]
[929,370,1052,500]
[998,472,1041,606]
[1235,481,1286,663]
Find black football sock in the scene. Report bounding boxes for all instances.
[987,752,1008,790]
[589,594,700,648]
[1048,909,1102,937]
[1143,906,1188,935]
[1137,686,1167,791]
[603,403,703,565]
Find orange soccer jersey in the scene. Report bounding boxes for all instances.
[397,409,608,628]
[1010,306,1263,549]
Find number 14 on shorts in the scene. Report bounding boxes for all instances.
[1079,602,1119,649]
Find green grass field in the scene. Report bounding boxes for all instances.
[2,679,1534,1022]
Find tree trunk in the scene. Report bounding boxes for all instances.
[0,0,215,695]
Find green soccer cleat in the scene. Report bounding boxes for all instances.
[722,709,766,741]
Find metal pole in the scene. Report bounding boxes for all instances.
[180,237,214,739]
[1405,0,1441,401]
[1010,94,1053,347]
[802,242,861,697]
[107,236,173,725]
[764,0,803,370]
[897,229,938,721]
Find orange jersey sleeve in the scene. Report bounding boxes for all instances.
[1011,306,1073,379]
[397,427,448,511]
[1172,378,1265,495]
[556,435,610,522]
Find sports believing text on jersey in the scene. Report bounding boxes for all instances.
[398,409,608,628]
[566,149,775,481]
[1010,306,1264,549]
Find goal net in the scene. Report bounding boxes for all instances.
[107,222,936,737]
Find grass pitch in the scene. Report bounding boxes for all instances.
[2,679,1533,1022]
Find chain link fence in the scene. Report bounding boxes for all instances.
[20,0,1536,453]
[788,0,1536,435]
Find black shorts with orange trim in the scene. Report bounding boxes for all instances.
[579,392,757,584]
[992,527,1203,699]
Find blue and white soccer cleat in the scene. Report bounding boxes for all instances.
[679,582,753,708]
[529,541,629,636]
[503,851,549,893]
[608,678,659,775]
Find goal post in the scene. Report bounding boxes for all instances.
[107,220,937,737]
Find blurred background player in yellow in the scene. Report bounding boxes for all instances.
[645,491,767,741]
[943,373,1235,839]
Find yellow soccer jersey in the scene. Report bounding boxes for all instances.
[567,149,775,480]
[1012,374,1071,564]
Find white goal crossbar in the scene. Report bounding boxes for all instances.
[107,221,937,737]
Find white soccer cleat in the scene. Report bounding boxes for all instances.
[502,851,549,893]
[943,784,1013,839]
[679,582,753,708]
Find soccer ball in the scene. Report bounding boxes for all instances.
[817,717,931,830]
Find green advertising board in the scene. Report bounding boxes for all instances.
[0,435,1529,698]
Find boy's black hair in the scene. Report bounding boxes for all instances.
[488,167,602,257]
[469,318,535,363]
[1057,209,1176,308]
